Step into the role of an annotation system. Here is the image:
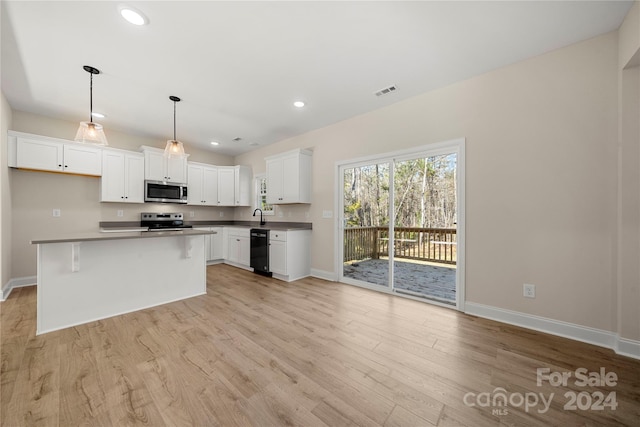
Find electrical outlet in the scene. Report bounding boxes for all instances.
[117,210,124,217]
[322,210,333,218]
[219,211,224,217]
[52,209,61,217]
[523,283,536,298]
[189,211,195,218]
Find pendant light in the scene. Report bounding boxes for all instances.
[164,96,186,157]
[74,65,108,146]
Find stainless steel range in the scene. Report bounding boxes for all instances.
[140,212,193,231]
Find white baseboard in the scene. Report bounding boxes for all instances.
[1,276,37,301]
[465,302,640,360]
[616,337,640,359]
[310,268,337,282]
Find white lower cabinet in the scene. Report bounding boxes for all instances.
[195,227,224,262]
[224,227,251,269]
[209,227,223,260]
[269,230,311,282]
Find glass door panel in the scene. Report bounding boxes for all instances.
[392,153,458,304]
[342,162,390,289]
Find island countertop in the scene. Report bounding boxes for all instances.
[31,228,216,245]
[99,220,313,232]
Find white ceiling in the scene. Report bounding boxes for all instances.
[1,1,633,156]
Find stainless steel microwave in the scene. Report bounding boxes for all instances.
[144,180,188,204]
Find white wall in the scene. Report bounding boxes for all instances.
[235,32,620,335]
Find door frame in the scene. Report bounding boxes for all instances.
[334,138,466,311]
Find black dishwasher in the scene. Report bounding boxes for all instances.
[250,229,272,276]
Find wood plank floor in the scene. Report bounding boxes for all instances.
[2,264,639,426]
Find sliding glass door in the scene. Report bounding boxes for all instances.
[338,140,464,308]
[392,153,457,304]
[342,161,390,289]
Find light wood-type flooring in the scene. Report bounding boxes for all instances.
[2,264,639,426]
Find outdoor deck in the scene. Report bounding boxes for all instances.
[343,226,457,304]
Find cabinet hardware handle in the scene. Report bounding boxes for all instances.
[58,164,62,167]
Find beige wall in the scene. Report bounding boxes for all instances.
[1,92,13,290]
[236,32,620,333]
[617,1,640,342]
[9,111,236,278]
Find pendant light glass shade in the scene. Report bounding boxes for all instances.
[75,66,108,146]
[164,139,185,157]
[75,121,108,145]
[164,96,186,157]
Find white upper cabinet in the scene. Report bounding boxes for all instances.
[266,149,312,204]
[9,132,102,176]
[141,146,187,183]
[217,166,235,206]
[234,165,252,206]
[101,149,144,203]
[187,162,218,206]
[185,161,253,207]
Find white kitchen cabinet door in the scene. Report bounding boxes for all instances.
[269,239,287,275]
[226,228,250,267]
[124,154,144,203]
[187,164,204,205]
[210,227,223,260]
[101,151,125,202]
[217,167,235,206]
[63,144,102,175]
[189,163,219,206]
[16,137,63,172]
[143,147,187,183]
[166,155,187,183]
[266,157,283,204]
[265,149,312,204]
[238,236,250,266]
[227,235,240,264]
[202,167,218,206]
[234,165,252,206]
[101,150,144,203]
[15,136,102,176]
[144,149,166,181]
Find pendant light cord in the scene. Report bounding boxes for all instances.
[173,99,177,141]
[89,71,93,123]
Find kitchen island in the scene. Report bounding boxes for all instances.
[31,229,215,334]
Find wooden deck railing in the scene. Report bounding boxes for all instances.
[344,226,457,265]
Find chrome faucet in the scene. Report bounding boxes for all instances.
[253,208,265,226]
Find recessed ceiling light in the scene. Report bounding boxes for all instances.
[210,141,219,146]
[119,6,148,26]
[293,101,305,108]
[91,112,105,119]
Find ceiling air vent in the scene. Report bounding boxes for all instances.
[232,137,242,142]
[374,85,397,97]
